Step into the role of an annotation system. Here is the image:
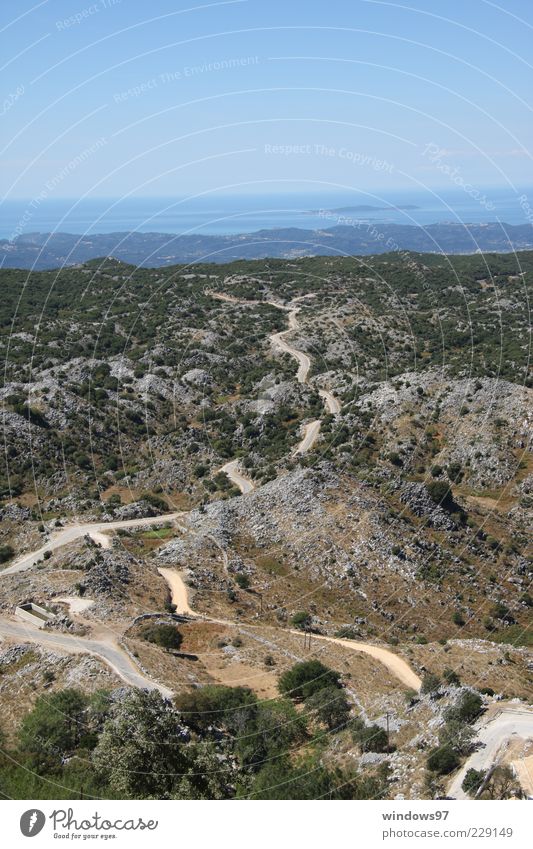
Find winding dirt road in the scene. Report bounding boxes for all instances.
[211,290,339,459]
[289,629,421,691]
[157,569,422,690]
[157,567,196,617]
[293,420,322,455]
[319,388,341,415]
[269,309,311,385]
[0,290,421,698]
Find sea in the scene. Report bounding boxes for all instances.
[0,188,532,240]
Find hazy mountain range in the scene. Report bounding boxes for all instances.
[1,221,533,269]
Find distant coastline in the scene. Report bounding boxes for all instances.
[2,220,532,269]
[308,204,420,214]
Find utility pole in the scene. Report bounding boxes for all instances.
[386,712,391,753]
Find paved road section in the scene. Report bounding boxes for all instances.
[447,707,533,798]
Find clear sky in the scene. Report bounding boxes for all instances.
[1,0,532,200]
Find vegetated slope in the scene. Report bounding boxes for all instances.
[1,251,530,644]
[0,250,531,801]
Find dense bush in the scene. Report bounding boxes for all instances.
[351,718,389,753]
[426,745,459,775]
[426,480,452,506]
[306,686,351,731]
[462,768,486,796]
[0,544,14,563]
[445,691,483,724]
[139,623,182,650]
[279,660,342,701]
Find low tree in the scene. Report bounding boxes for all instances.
[426,744,460,775]
[306,686,351,731]
[439,719,476,756]
[174,685,257,734]
[235,573,250,590]
[140,623,182,651]
[462,768,486,796]
[351,719,389,753]
[426,480,452,507]
[445,691,483,724]
[479,765,524,800]
[0,544,14,563]
[18,689,88,771]
[291,611,311,629]
[236,699,307,767]
[278,660,342,701]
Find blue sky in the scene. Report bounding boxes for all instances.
[1,0,532,199]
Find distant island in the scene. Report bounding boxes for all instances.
[309,204,420,214]
[1,221,532,269]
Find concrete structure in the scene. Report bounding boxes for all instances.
[15,602,55,629]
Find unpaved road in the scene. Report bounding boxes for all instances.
[0,616,173,697]
[447,707,533,798]
[0,289,418,697]
[269,309,311,384]
[212,291,339,456]
[319,388,341,415]
[157,567,196,617]
[290,630,422,691]
[219,460,255,494]
[158,570,422,690]
[2,513,184,576]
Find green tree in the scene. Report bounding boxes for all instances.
[18,689,88,771]
[426,745,459,775]
[236,699,307,768]
[92,690,190,799]
[291,611,311,629]
[0,544,14,563]
[174,685,257,734]
[426,480,452,506]
[421,672,441,694]
[462,768,486,796]
[140,623,183,650]
[351,718,389,753]
[306,686,351,731]
[278,660,342,701]
[445,691,483,724]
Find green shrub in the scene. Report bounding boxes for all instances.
[306,686,351,731]
[0,544,14,563]
[139,623,182,650]
[426,745,459,775]
[291,611,311,629]
[426,480,452,506]
[351,719,389,753]
[421,672,441,694]
[279,660,341,701]
[462,768,486,796]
